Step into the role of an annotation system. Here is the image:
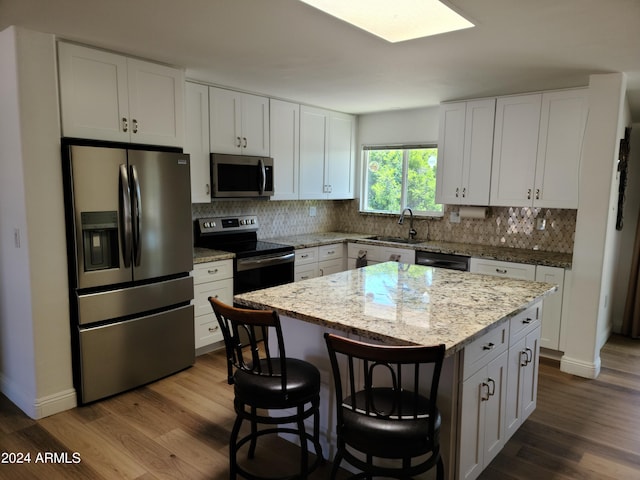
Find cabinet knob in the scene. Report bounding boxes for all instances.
[495,268,507,274]
[122,117,128,132]
[208,268,219,274]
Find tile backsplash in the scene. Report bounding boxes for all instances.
[192,200,576,254]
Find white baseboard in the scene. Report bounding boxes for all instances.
[560,354,601,379]
[1,373,76,419]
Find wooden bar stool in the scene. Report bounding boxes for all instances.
[324,333,445,479]
[210,297,323,479]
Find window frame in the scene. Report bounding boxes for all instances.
[359,143,443,217]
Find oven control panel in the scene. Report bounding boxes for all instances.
[196,215,259,234]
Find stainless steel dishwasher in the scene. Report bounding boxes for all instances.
[415,250,471,271]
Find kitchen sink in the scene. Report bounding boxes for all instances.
[370,236,419,244]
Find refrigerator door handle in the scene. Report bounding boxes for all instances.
[119,164,132,268]
[131,164,142,266]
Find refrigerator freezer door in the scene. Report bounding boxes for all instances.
[67,145,133,289]
[78,304,195,403]
[128,150,193,281]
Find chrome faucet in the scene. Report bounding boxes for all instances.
[398,208,417,241]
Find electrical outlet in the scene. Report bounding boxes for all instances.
[309,206,317,217]
[449,211,460,224]
[536,218,546,230]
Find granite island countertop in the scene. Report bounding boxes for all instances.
[234,262,557,356]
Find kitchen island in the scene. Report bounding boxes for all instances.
[234,262,556,479]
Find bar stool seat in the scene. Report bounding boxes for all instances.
[210,297,323,480]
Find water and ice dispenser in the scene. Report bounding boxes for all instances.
[81,211,119,271]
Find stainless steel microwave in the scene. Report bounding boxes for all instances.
[210,153,274,198]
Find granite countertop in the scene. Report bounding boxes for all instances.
[234,262,557,356]
[194,231,573,268]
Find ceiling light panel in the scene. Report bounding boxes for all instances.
[300,0,474,43]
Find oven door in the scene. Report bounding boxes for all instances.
[234,251,295,294]
[211,153,274,198]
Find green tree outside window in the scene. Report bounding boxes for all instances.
[362,146,442,215]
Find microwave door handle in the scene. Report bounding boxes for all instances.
[119,164,132,268]
[258,158,266,195]
[130,165,142,266]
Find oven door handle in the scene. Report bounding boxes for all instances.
[236,252,295,272]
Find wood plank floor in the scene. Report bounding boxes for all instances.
[1,334,639,479]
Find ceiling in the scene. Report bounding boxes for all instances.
[2,0,640,118]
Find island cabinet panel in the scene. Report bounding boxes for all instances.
[505,306,541,441]
[459,326,509,480]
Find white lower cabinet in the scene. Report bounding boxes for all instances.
[346,242,415,269]
[471,257,566,352]
[459,324,509,480]
[193,259,233,351]
[295,244,345,281]
[459,302,541,480]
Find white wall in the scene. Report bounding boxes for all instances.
[358,106,439,147]
[561,73,628,378]
[0,26,75,418]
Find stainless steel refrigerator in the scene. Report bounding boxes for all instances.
[62,142,194,404]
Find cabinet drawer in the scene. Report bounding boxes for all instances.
[380,247,414,264]
[195,316,222,348]
[295,263,319,281]
[194,279,233,317]
[295,247,318,265]
[193,260,233,284]
[470,258,536,280]
[319,258,344,276]
[463,323,509,378]
[509,303,541,342]
[319,243,344,261]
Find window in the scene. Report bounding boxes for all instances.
[361,145,442,216]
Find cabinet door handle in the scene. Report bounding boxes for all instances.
[481,382,491,401]
[132,119,138,134]
[495,268,507,274]
[455,187,459,198]
[208,325,219,332]
[527,188,532,200]
[487,378,496,397]
[327,250,335,255]
[242,137,247,148]
[462,187,466,198]
[482,342,495,351]
[122,117,129,132]
[300,254,309,258]
[236,136,242,148]
[525,347,533,365]
[535,188,540,200]
[206,183,210,195]
[520,350,528,367]
[522,317,532,324]
[208,268,219,274]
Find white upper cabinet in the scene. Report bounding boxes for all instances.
[209,87,269,156]
[533,89,588,209]
[490,94,542,207]
[299,106,355,200]
[58,42,184,147]
[436,99,495,205]
[269,99,300,200]
[185,82,211,203]
[490,89,587,208]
